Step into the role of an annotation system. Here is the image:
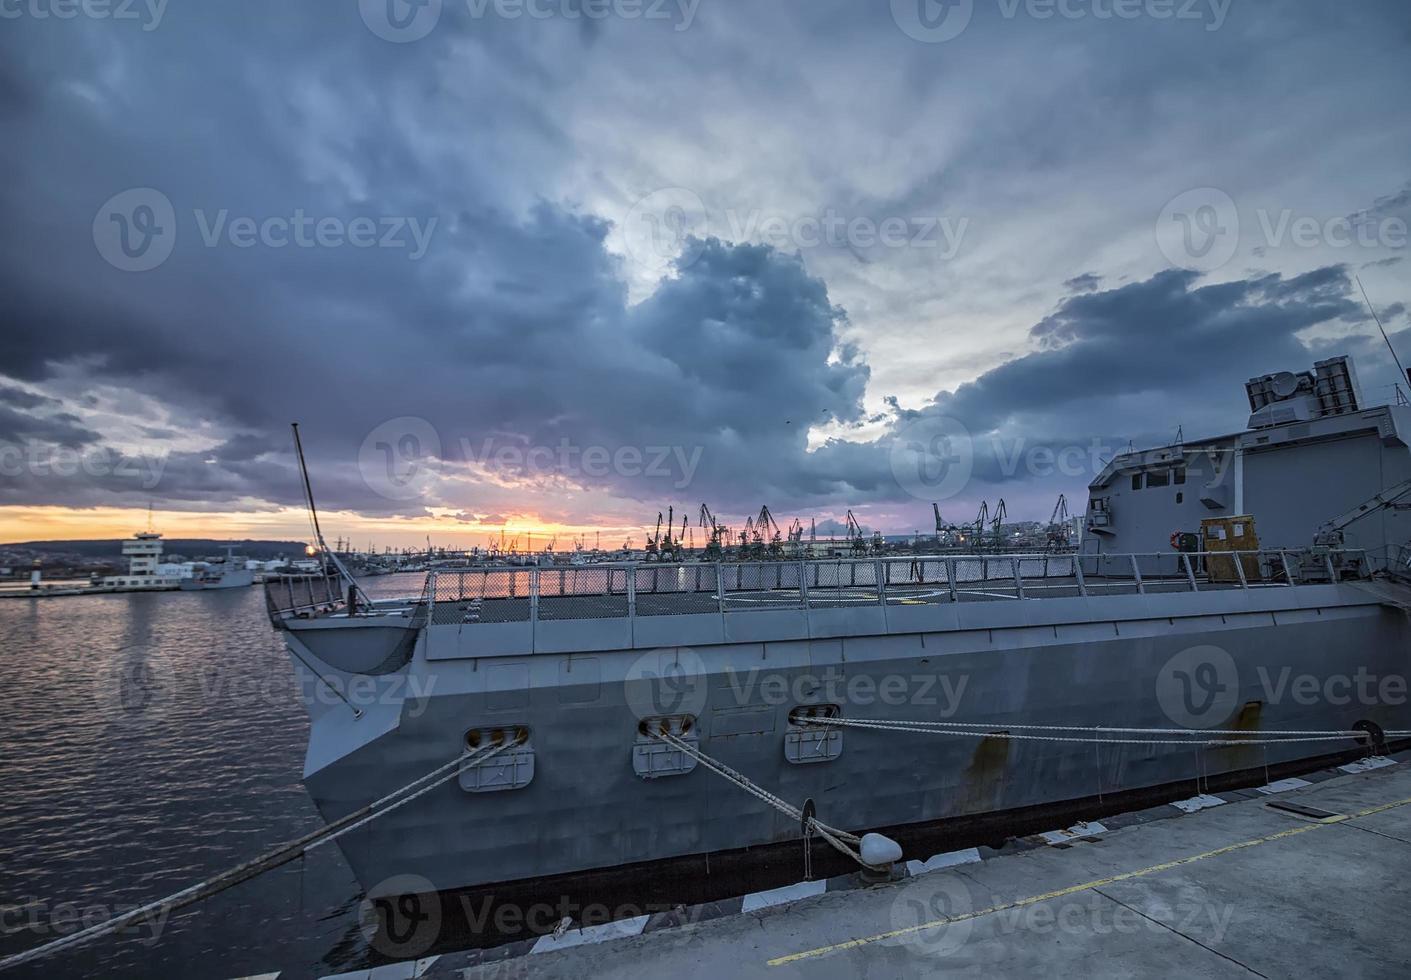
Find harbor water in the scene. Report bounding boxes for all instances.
[0,574,427,979]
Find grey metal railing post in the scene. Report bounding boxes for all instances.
[1234,550,1248,588]
[1325,551,1338,582]
[1012,557,1024,600]
[529,568,539,627]
[1130,554,1145,595]
[946,558,958,602]
[427,572,436,647]
[800,560,810,608]
[1182,553,1198,592]
[1073,557,1088,597]
[714,563,726,616]
[875,560,886,604]
[627,565,637,620]
[1279,549,1295,586]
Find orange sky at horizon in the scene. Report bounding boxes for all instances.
[0,505,655,550]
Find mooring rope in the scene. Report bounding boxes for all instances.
[647,729,874,869]
[797,716,1407,747]
[0,741,512,973]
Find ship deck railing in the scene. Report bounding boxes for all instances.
[264,572,347,620]
[404,548,1370,627]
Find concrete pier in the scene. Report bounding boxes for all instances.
[394,754,1411,979]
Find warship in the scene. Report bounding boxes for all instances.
[268,353,1411,899]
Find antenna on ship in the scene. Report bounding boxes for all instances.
[1357,275,1408,401]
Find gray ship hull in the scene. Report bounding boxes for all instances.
[280,572,1411,897]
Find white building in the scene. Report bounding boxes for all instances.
[99,531,187,590]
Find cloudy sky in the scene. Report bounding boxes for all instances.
[2,0,1408,548]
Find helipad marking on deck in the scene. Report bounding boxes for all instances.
[1339,756,1396,774]
[742,879,826,913]
[1257,777,1313,794]
[530,914,649,954]
[1170,794,1227,813]
[766,793,1411,967]
[906,847,982,875]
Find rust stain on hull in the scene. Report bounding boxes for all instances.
[958,734,1012,813]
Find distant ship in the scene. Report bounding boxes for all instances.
[179,547,255,590]
[268,353,1411,899]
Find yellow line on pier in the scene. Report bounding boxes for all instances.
[766,793,1411,967]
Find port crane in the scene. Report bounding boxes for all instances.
[969,501,989,548]
[699,503,728,561]
[757,505,785,559]
[738,516,759,560]
[845,509,869,555]
[658,507,688,562]
[1046,493,1072,552]
[933,502,963,549]
[989,498,1009,550]
[787,518,804,555]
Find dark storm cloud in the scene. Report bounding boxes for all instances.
[1063,273,1102,294]
[1,2,1407,529]
[0,385,60,411]
[809,264,1389,520]
[0,404,100,448]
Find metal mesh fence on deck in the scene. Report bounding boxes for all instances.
[634,564,720,616]
[883,557,952,604]
[429,569,532,625]
[720,562,804,612]
[538,566,629,620]
[808,559,879,608]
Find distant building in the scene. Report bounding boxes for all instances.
[98,531,187,590]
